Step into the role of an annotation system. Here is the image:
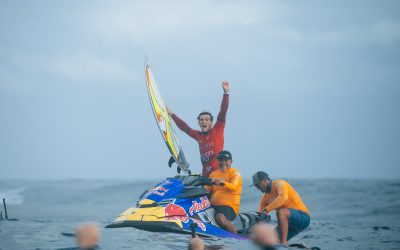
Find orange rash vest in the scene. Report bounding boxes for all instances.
[206,167,242,214]
[258,180,309,215]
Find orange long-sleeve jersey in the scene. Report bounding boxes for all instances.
[258,180,309,215]
[206,167,242,214]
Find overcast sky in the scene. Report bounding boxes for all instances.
[1,0,399,180]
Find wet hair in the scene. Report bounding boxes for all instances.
[197,111,213,121]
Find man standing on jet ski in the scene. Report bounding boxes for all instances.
[205,150,242,234]
[167,81,230,176]
[252,171,310,245]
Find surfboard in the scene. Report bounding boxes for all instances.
[145,63,190,174]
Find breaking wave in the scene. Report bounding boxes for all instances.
[0,188,25,205]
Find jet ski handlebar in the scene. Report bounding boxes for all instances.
[198,177,213,186]
[182,176,213,186]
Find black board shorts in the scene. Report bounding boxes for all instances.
[214,205,237,221]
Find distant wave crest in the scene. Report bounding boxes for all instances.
[0,188,25,205]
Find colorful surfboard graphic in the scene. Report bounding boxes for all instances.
[145,63,190,174]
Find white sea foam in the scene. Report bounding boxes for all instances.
[0,188,25,205]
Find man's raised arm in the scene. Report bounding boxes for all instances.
[216,81,230,123]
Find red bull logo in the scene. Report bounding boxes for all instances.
[189,197,211,216]
[150,186,168,196]
[192,218,206,231]
[164,204,207,232]
[164,203,189,223]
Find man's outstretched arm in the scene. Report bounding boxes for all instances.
[167,106,195,136]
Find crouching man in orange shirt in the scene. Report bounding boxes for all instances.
[205,150,242,234]
[251,171,310,244]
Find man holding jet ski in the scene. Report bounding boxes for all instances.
[251,171,311,245]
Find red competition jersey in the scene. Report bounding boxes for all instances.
[171,94,229,176]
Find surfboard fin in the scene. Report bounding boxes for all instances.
[168,156,175,168]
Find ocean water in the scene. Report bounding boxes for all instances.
[0,178,399,250]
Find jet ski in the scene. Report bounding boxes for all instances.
[106,63,270,239]
[106,175,271,239]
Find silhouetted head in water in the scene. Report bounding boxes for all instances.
[188,235,205,250]
[75,223,100,250]
[251,223,279,249]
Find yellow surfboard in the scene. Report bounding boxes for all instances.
[145,63,190,174]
